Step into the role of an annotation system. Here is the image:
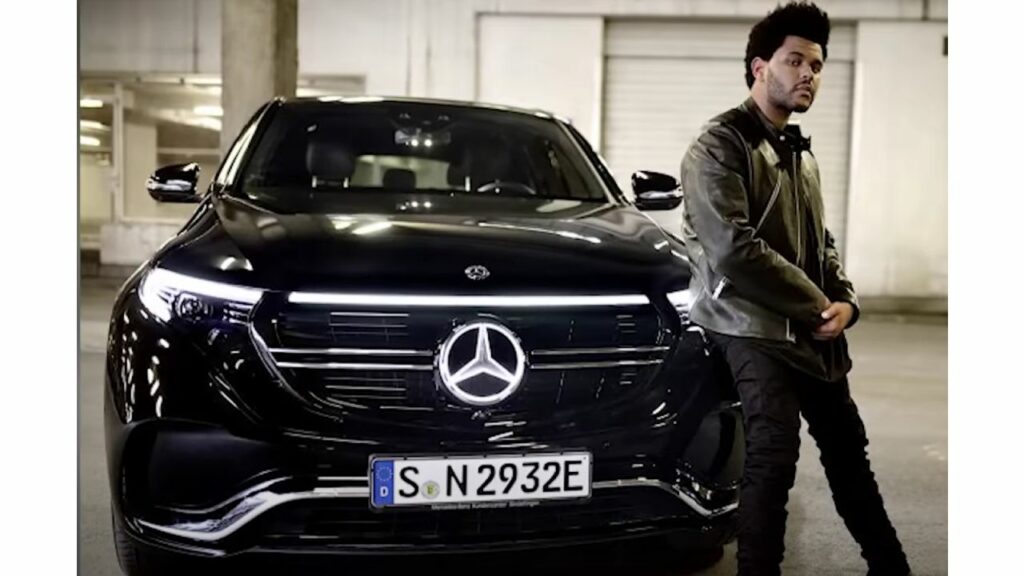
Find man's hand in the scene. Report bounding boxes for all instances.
[813,302,854,340]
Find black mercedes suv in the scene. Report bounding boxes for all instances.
[105,96,743,574]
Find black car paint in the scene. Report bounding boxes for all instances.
[105,97,742,565]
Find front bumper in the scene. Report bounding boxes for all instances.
[109,415,741,557]
[105,282,743,558]
[138,475,736,547]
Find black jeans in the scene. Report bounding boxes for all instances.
[710,334,910,576]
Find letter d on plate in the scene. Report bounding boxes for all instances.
[372,460,395,506]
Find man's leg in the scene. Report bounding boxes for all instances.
[710,335,802,576]
[797,376,911,575]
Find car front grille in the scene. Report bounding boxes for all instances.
[272,306,662,350]
[251,299,671,421]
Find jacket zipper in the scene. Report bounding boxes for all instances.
[790,150,802,343]
[793,150,802,269]
[819,192,826,285]
[775,160,795,342]
[712,278,727,299]
[755,176,783,234]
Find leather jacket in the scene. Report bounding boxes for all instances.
[679,98,859,342]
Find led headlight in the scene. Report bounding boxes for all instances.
[138,267,263,324]
[666,288,693,320]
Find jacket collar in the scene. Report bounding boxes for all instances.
[741,97,812,154]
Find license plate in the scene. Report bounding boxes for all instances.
[369,452,592,508]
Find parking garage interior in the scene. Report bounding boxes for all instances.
[75,1,947,574]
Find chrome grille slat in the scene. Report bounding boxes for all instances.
[323,385,405,392]
[329,321,408,329]
[321,375,406,384]
[276,362,433,371]
[531,345,669,357]
[330,311,410,318]
[532,359,664,370]
[327,389,407,399]
[269,347,431,356]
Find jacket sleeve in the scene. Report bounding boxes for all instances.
[822,227,861,328]
[681,125,830,327]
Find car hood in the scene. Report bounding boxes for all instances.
[158,193,691,294]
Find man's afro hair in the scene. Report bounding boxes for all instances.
[744,1,831,88]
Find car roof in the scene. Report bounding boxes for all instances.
[275,95,569,124]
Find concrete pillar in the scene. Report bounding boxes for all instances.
[123,119,158,220]
[221,0,297,155]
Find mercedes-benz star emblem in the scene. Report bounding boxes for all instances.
[464,265,490,281]
[437,321,525,406]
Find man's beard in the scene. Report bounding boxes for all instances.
[767,69,813,113]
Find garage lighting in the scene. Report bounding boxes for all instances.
[80,135,101,147]
[187,117,223,131]
[194,105,224,117]
[80,98,103,108]
[80,120,109,132]
[190,77,221,85]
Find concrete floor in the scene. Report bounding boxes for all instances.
[78,278,947,575]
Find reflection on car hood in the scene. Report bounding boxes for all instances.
[158,193,691,294]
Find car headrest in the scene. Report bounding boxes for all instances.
[445,139,512,190]
[382,168,416,190]
[447,163,468,188]
[305,136,355,184]
[468,139,511,186]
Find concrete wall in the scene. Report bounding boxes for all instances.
[100,119,198,266]
[80,0,949,304]
[845,21,948,299]
[122,119,197,221]
[100,222,184,266]
[477,15,603,143]
[122,120,157,220]
[81,0,220,73]
[82,1,938,92]
[298,0,409,95]
[79,155,112,223]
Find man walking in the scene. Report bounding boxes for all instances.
[679,2,911,574]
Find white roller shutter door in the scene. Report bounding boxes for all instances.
[602,20,855,256]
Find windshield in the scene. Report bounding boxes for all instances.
[233,101,611,210]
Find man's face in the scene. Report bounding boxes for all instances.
[756,35,824,113]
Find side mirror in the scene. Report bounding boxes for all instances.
[631,170,682,211]
[147,163,201,203]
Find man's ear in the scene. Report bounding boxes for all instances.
[751,57,768,83]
